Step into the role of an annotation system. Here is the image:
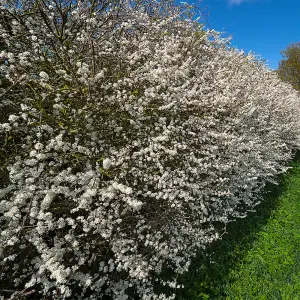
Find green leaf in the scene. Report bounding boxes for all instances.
[69,129,78,133]
[29,122,42,127]
[58,122,67,129]
[131,89,139,96]
[96,156,105,162]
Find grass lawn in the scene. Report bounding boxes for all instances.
[174,155,300,300]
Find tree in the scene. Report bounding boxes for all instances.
[277,42,300,91]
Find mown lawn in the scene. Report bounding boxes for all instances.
[174,155,300,300]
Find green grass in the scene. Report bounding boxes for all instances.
[174,155,300,300]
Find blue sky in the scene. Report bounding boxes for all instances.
[189,0,300,70]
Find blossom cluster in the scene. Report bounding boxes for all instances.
[0,0,300,299]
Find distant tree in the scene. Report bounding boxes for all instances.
[277,42,300,91]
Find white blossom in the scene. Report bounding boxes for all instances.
[8,114,18,122]
[102,158,112,170]
[39,71,49,81]
[0,0,299,299]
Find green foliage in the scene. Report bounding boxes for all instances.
[277,43,300,91]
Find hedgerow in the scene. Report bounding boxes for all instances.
[0,0,300,299]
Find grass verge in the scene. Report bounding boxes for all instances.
[175,155,300,300]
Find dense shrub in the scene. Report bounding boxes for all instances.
[0,0,300,299]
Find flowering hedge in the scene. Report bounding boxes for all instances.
[0,0,300,299]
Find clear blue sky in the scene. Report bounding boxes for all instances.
[187,0,300,70]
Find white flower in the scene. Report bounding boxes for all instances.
[103,158,112,170]
[39,71,49,81]
[41,191,56,210]
[8,114,18,122]
[0,123,11,131]
[112,182,133,195]
[94,71,105,81]
[34,142,44,150]
[126,199,143,210]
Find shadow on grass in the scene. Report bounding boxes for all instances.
[172,151,300,300]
